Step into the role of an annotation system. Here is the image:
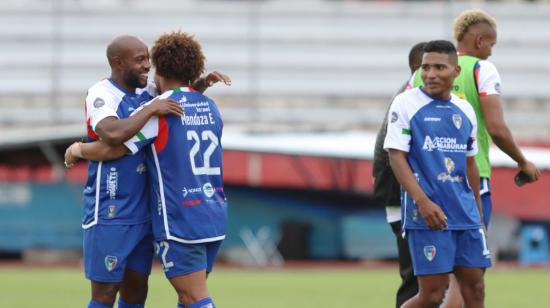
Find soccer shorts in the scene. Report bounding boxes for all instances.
[407,228,492,276]
[154,240,222,279]
[480,178,492,228]
[83,222,154,283]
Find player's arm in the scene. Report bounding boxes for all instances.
[192,71,232,93]
[95,97,182,146]
[388,149,448,230]
[64,141,127,167]
[480,95,540,182]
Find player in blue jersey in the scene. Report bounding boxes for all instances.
[66,31,227,308]
[66,34,230,308]
[384,40,491,308]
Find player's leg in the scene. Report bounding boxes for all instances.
[454,228,492,308]
[454,267,485,308]
[401,229,455,308]
[155,240,220,307]
[118,223,154,307]
[440,274,464,308]
[390,221,418,308]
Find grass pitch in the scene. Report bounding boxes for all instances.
[0,265,549,307]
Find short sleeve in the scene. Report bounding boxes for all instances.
[476,60,502,97]
[383,94,411,152]
[85,89,119,131]
[123,115,159,154]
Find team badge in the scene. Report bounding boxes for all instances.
[107,205,116,218]
[104,255,118,271]
[423,245,436,261]
[93,98,105,108]
[390,111,398,123]
[203,182,215,198]
[444,157,455,173]
[494,82,501,94]
[452,114,462,129]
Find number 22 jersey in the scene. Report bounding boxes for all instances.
[124,87,227,243]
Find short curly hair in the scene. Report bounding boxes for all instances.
[453,9,497,42]
[151,31,205,83]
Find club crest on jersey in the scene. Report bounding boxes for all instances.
[423,245,436,261]
[203,182,215,198]
[93,98,105,108]
[444,157,455,173]
[104,255,118,271]
[452,114,462,129]
[390,111,398,123]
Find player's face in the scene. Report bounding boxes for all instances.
[121,43,151,90]
[477,27,497,60]
[421,52,460,100]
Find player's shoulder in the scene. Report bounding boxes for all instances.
[477,60,499,74]
[450,94,476,119]
[87,79,122,101]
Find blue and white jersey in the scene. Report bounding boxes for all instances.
[124,87,227,244]
[82,78,157,228]
[383,87,480,230]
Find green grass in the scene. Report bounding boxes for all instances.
[0,266,549,307]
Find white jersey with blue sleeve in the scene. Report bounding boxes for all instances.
[124,87,227,243]
[383,87,480,230]
[82,79,156,228]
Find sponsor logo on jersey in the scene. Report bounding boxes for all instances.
[423,245,436,261]
[93,98,105,108]
[106,167,118,200]
[136,163,147,174]
[437,157,464,183]
[390,111,398,123]
[452,114,462,129]
[107,205,116,218]
[203,182,215,198]
[182,186,202,198]
[422,136,467,153]
[424,117,441,122]
[104,255,118,271]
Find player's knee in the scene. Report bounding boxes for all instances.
[92,283,120,304]
[175,285,209,305]
[419,287,446,307]
[463,280,485,302]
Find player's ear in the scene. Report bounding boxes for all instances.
[475,35,483,50]
[454,64,461,78]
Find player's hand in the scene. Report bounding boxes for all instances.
[518,160,541,183]
[148,98,183,117]
[417,198,448,231]
[204,70,232,87]
[64,142,82,168]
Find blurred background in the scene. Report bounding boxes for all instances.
[1,0,550,305]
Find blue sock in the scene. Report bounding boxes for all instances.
[188,297,215,308]
[177,303,185,308]
[88,300,112,308]
[117,298,144,308]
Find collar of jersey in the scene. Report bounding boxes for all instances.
[171,87,196,93]
[108,78,137,96]
[419,86,452,103]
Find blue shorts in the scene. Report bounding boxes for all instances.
[480,178,492,228]
[407,228,492,276]
[83,223,154,283]
[154,240,222,279]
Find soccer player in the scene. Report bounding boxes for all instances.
[385,40,491,308]
[373,41,426,308]
[75,34,230,308]
[67,31,227,308]
[411,11,541,306]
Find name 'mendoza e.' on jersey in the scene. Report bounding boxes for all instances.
[383,87,481,231]
[124,87,227,244]
[83,78,157,228]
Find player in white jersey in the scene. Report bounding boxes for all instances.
[385,40,490,308]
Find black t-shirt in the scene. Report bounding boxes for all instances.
[372,82,407,207]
